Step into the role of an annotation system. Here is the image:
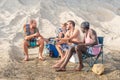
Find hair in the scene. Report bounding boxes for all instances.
[30,19,36,24]
[81,21,90,29]
[62,23,67,27]
[67,20,75,27]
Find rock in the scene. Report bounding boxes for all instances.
[92,64,105,75]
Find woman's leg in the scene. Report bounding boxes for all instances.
[56,44,64,59]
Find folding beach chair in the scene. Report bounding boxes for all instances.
[82,37,104,67]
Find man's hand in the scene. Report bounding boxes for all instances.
[69,39,83,44]
[25,33,39,40]
[25,36,29,40]
[69,39,77,43]
[34,33,40,37]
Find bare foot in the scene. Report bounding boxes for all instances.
[56,67,66,72]
[39,57,45,61]
[23,56,29,61]
[55,57,64,63]
[52,65,60,69]
[74,64,84,71]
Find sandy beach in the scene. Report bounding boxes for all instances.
[0,0,120,80]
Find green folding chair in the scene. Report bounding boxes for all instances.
[82,37,104,67]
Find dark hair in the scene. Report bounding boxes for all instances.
[67,20,75,27]
[81,21,90,29]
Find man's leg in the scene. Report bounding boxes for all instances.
[56,47,75,71]
[56,44,64,59]
[52,50,69,68]
[75,45,87,71]
[23,40,29,61]
[38,38,44,60]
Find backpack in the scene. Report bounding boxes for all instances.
[46,44,59,58]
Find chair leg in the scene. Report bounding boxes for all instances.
[89,57,95,67]
[89,57,92,67]
[83,52,104,69]
[93,57,97,64]
[93,56,99,64]
[93,52,104,65]
[102,52,103,64]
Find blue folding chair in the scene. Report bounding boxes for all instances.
[82,37,104,67]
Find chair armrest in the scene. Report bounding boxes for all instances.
[94,44,103,48]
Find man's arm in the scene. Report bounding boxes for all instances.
[60,29,79,41]
[69,40,83,44]
[85,29,98,46]
[69,35,85,44]
[36,28,49,42]
[35,28,44,39]
[23,25,37,40]
[69,29,80,40]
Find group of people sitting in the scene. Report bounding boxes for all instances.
[23,19,100,72]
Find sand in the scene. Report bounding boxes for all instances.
[0,0,120,80]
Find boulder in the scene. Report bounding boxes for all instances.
[92,64,105,75]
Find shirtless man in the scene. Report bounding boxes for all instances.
[23,19,45,61]
[52,20,81,68]
[56,21,99,72]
